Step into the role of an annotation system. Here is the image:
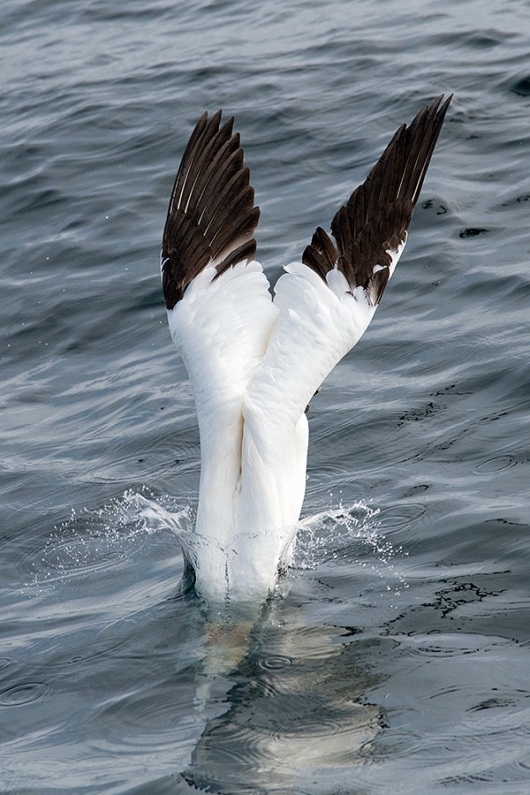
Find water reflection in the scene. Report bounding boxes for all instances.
[184,604,383,794]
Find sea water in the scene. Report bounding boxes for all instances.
[2,0,530,792]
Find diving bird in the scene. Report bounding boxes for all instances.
[161,95,451,607]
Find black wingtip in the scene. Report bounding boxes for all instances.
[301,94,452,303]
[162,110,260,308]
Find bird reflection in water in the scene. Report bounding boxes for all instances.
[184,601,382,794]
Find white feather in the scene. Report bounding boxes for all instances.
[387,236,407,278]
[167,260,278,603]
[168,256,384,605]
[162,96,450,608]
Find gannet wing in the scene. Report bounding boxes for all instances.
[244,95,452,475]
[162,112,278,555]
[303,94,453,305]
[162,110,261,306]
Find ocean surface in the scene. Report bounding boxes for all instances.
[2,0,530,792]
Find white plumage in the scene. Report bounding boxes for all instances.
[161,97,451,607]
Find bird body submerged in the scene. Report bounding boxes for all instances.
[162,97,451,607]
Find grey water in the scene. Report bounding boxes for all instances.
[2,0,530,792]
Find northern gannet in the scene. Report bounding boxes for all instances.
[161,96,451,608]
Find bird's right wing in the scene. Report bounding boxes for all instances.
[244,95,452,491]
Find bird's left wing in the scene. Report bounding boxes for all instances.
[162,112,278,547]
[162,110,277,420]
[162,110,261,306]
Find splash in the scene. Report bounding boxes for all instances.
[293,499,410,598]
[25,489,193,587]
[26,492,409,616]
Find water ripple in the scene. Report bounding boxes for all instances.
[474,454,518,473]
[2,0,530,790]
[0,682,49,707]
